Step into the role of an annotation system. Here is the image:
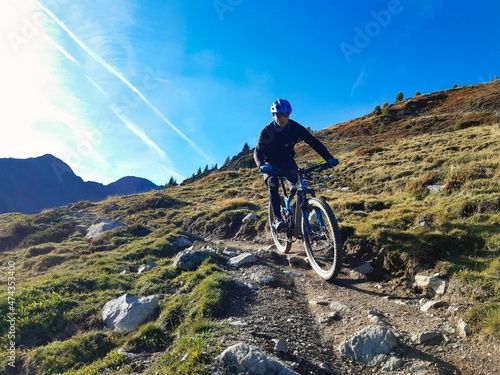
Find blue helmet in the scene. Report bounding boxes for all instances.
[270,99,292,114]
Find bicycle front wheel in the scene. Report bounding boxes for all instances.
[268,201,292,253]
[302,198,343,280]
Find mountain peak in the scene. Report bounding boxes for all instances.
[0,155,162,214]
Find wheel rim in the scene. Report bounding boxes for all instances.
[302,200,342,279]
[269,203,292,253]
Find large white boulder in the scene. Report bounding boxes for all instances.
[102,293,159,333]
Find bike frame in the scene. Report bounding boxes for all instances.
[279,166,326,239]
[271,163,343,280]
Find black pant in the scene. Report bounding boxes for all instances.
[263,160,299,219]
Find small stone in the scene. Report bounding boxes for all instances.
[420,300,444,312]
[273,338,287,353]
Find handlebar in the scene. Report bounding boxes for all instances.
[298,163,331,175]
[272,163,331,178]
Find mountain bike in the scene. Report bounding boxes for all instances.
[268,163,343,281]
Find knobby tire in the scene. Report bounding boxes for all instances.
[302,197,343,281]
[268,200,292,253]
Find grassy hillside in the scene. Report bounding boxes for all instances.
[0,81,498,374]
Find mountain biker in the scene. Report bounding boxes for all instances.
[254,98,339,232]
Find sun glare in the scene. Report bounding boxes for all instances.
[0,1,79,149]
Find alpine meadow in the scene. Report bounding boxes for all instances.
[0,81,499,374]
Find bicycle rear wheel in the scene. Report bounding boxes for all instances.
[302,198,343,280]
[268,200,292,253]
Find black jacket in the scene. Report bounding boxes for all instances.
[253,119,333,168]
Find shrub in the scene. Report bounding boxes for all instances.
[455,120,480,130]
[404,171,443,199]
[381,102,390,116]
[20,221,76,247]
[0,219,35,250]
[445,164,487,191]
[354,145,385,157]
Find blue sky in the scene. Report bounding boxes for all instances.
[1,0,498,185]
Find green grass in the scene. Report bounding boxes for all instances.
[22,331,118,374]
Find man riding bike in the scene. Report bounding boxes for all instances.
[254,98,339,232]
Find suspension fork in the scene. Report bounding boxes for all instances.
[296,191,309,236]
[299,190,325,234]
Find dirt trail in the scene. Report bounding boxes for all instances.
[218,239,499,375]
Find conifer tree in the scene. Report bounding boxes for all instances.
[381,102,390,116]
[396,91,404,102]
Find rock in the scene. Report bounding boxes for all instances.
[338,325,399,366]
[86,219,124,239]
[380,356,404,371]
[450,305,467,312]
[138,259,158,274]
[227,252,258,268]
[216,342,299,375]
[427,184,445,193]
[75,224,88,234]
[173,236,193,248]
[242,212,257,223]
[406,360,442,374]
[288,255,308,268]
[414,273,448,297]
[457,319,470,339]
[420,300,444,312]
[413,221,429,229]
[319,312,340,324]
[272,338,287,353]
[227,318,249,328]
[411,331,443,344]
[173,247,220,271]
[329,301,351,312]
[102,293,159,333]
[350,262,375,280]
[104,202,120,213]
[117,347,137,359]
[352,262,375,275]
[222,246,239,257]
[250,271,275,285]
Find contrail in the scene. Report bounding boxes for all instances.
[113,109,184,180]
[43,35,79,65]
[112,109,173,164]
[36,1,214,164]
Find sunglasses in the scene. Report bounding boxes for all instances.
[273,113,290,118]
